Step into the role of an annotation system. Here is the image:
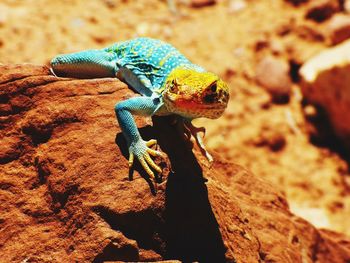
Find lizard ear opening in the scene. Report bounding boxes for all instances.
[169,78,178,93]
[172,78,178,86]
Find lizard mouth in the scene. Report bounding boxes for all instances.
[163,92,227,119]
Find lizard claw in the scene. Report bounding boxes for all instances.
[49,67,58,77]
[128,139,164,187]
[183,124,192,141]
[128,152,134,167]
[146,139,157,147]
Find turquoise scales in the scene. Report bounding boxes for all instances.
[105,38,205,95]
[51,38,204,96]
[50,37,229,187]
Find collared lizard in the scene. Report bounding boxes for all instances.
[50,37,229,185]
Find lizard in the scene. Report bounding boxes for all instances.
[50,37,229,186]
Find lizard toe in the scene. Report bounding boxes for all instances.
[139,156,155,179]
[144,153,162,173]
[147,148,165,159]
[146,139,157,147]
[128,152,134,167]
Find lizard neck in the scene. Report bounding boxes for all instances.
[153,96,170,116]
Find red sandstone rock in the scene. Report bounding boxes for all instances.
[1,64,350,262]
[300,39,350,148]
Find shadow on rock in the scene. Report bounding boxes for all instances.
[115,115,227,262]
[154,116,227,262]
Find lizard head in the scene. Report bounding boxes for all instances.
[162,68,229,119]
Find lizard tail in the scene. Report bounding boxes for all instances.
[50,50,117,79]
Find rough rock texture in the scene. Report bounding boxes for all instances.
[1,64,350,262]
[300,39,350,147]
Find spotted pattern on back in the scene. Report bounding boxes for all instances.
[104,37,204,91]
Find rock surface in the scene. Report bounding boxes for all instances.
[300,39,350,147]
[1,64,350,262]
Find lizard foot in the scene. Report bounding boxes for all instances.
[128,139,165,188]
[183,121,213,164]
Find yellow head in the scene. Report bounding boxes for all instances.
[162,68,229,119]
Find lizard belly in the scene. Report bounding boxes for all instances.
[117,67,153,96]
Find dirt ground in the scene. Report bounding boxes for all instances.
[1,0,349,237]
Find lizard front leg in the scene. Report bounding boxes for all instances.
[115,96,164,184]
